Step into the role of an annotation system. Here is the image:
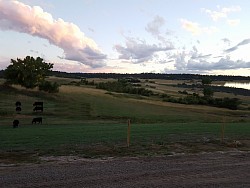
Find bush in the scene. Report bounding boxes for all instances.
[178,90,188,95]
[38,81,59,93]
[202,77,212,85]
[203,87,214,98]
[213,97,241,110]
[162,91,241,110]
[160,94,170,98]
[96,80,153,96]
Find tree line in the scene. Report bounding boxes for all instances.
[42,71,250,81]
[1,68,250,81]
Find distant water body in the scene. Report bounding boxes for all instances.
[224,82,250,90]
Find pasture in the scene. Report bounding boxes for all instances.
[0,77,250,163]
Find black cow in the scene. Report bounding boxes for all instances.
[13,119,19,128]
[32,117,42,124]
[33,102,43,106]
[15,101,21,107]
[33,106,43,112]
[16,106,21,113]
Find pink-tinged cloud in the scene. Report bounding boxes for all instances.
[180,19,218,35]
[227,19,240,27]
[0,0,106,68]
[202,6,241,22]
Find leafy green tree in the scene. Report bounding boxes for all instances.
[202,77,212,85]
[38,80,59,93]
[203,87,214,98]
[4,56,53,88]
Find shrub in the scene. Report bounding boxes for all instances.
[214,97,241,110]
[162,91,241,110]
[202,77,212,85]
[178,90,188,95]
[203,87,214,98]
[96,80,153,96]
[38,81,59,93]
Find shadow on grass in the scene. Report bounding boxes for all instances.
[0,84,58,101]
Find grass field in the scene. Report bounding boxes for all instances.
[0,77,249,163]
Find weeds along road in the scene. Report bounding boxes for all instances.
[1,151,250,188]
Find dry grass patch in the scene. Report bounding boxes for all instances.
[59,85,106,95]
[47,76,80,84]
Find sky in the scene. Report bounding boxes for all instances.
[0,0,250,76]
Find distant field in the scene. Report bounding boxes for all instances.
[0,77,249,162]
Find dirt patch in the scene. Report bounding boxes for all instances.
[1,139,249,165]
[1,151,249,188]
[0,152,39,165]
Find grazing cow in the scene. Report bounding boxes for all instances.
[16,106,22,113]
[15,101,21,107]
[32,117,42,124]
[33,106,43,112]
[33,102,43,106]
[13,119,19,128]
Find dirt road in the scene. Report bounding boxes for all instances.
[1,151,249,188]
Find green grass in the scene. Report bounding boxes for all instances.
[0,81,249,162]
[0,122,249,152]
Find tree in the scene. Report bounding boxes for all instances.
[4,56,53,89]
[202,77,212,85]
[203,87,214,98]
[38,81,59,93]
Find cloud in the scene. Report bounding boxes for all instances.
[169,46,212,71]
[187,56,250,71]
[172,49,250,72]
[180,19,218,35]
[174,51,187,70]
[30,49,39,54]
[225,46,238,53]
[193,54,212,59]
[170,45,250,72]
[202,6,241,21]
[0,0,106,68]
[145,15,174,49]
[237,38,250,46]
[160,59,174,64]
[221,38,231,46]
[213,55,224,59]
[225,38,250,53]
[190,46,211,59]
[114,36,174,63]
[227,19,240,26]
[88,27,95,33]
[180,19,200,35]
[145,15,165,36]
[145,15,168,42]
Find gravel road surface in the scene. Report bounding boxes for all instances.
[1,151,249,188]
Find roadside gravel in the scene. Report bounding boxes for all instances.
[1,151,249,188]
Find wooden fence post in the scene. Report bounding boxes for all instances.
[127,119,131,147]
[221,118,225,143]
